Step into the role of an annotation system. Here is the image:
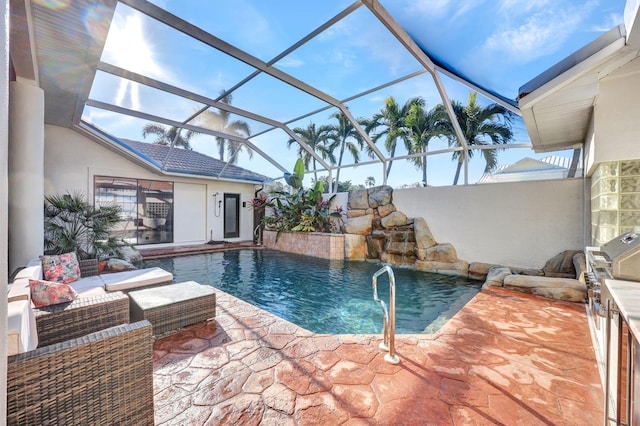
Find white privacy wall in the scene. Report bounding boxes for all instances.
[393,179,585,269]
[44,125,258,244]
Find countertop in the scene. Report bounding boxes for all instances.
[605,278,640,339]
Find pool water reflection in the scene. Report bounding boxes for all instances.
[141,249,481,334]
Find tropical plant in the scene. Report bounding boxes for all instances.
[325,112,365,188]
[141,124,194,149]
[44,192,125,260]
[440,92,515,185]
[365,96,425,180]
[196,92,252,164]
[286,122,335,183]
[261,159,339,240]
[365,176,376,188]
[405,102,448,186]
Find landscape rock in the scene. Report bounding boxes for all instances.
[542,249,583,278]
[348,189,369,210]
[573,252,587,283]
[390,230,415,242]
[366,234,385,259]
[483,267,512,288]
[419,243,457,263]
[344,234,367,261]
[377,203,396,218]
[344,214,374,235]
[413,218,437,249]
[346,209,366,218]
[380,211,408,228]
[415,260,469,277]
[380,251,415,266]
[368,185,392,208]
[468,262,500,281]
[386,241,416,256]
[105,258,137,272]
[510,267,544,276]
[503,275,587,303]
[119,246,143,263]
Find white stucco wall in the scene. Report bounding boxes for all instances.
[393,179,585,268]
[44,125,259,245]
[1,0,10,419]
[8,81,44,272]
[593,57,640,165]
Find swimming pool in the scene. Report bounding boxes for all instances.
[141,249,481,334]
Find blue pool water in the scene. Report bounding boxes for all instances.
[141,249,481,335]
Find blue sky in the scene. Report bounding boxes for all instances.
[84,0,627,187]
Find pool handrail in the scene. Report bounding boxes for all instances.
[372,265,400,364]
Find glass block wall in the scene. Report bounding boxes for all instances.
[591,159,640,246]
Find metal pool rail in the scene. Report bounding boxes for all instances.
[372,265,400,364]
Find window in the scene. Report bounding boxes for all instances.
[95,176,174,245]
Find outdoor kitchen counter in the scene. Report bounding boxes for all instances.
[605,279,640,339]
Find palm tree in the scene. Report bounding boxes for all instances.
[365,96,424,180]
[325,112,365,188]
[405,103,447,186]
[44,192,124,260]
[365,176,376,188]
[441,92,515,185]
[141,124,194,150]
[196,92,252,165]
[287,123,335,184]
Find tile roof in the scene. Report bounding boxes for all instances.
[120,139,272,183]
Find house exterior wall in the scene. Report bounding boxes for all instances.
[593,57,640,164]
[44,125,258,245]
[587,57,640,246]
[1,0,10,418]
[393,179,584,269]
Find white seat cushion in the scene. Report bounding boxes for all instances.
[70,276,107,298]
[7,299,38,355]
[100,267,173,292]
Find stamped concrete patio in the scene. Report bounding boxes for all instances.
[152,286,603,425]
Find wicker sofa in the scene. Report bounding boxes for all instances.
[5,257,163,425]
[7,320,154,425]
[7,258,173,352]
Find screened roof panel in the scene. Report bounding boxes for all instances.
[380,0,627,101]
[274,6,424,101]
[147,0,356,62]
[88,71,207,122]
[228,72,331,124]
[101,3,258,100]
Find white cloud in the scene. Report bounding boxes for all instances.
[592,13,623,31]
[483,1,598,64]
[405,0,453,18]
[404,0,485,22]
[498,0,552,15]
[277,57,304,68]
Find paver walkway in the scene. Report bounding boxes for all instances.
[153,287,603,425]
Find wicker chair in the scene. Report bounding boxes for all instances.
[7,321,154,426]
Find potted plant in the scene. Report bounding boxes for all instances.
[43,192,125,264]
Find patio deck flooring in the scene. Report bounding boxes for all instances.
[152,285,603,425]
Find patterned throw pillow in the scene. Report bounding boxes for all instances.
[29,279,78,308]
[40,252,81,284]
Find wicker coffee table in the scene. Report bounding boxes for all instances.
[129,281,216,335]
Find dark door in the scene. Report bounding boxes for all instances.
[223,193,240,238]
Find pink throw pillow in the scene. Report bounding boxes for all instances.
[29,279,78,308]
[40,252,81,284]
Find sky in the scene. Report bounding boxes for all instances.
[84,0,627,188]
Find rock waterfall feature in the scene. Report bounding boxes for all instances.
[343,186,468,277]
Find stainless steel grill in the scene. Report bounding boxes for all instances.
[586,232,640,323]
